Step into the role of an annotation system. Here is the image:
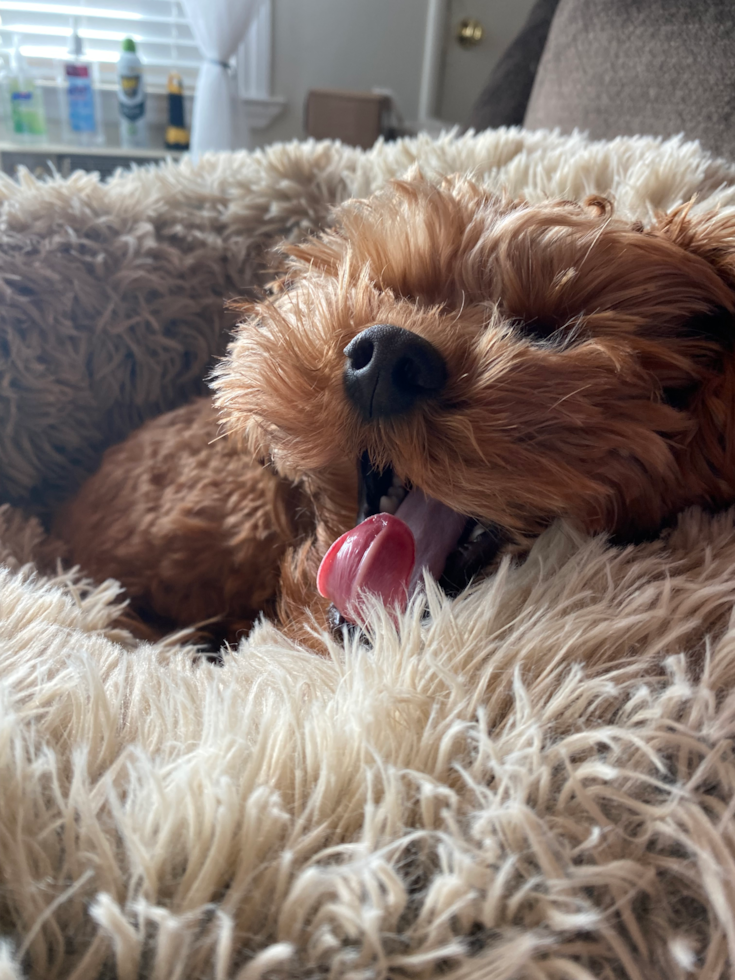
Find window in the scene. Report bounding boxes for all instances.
[0,0,201,90]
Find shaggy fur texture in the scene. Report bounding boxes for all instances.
[5,130,735,978]
[5,504,735,980]
[0,143,357,512]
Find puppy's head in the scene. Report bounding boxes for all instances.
[214,175,735,599]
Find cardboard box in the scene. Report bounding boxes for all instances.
[305,89,392,149]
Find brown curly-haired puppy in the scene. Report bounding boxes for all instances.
[57,174,735,644]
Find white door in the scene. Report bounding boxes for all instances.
[437,0,538,125]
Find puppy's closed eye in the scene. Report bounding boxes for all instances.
[514,316,582,347]
[680,305,735,351]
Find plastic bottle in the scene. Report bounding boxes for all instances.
[58,20,104,146]
[2,36,47,143]
[117,37,147,149]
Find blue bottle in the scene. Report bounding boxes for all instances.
[59,20,104,146]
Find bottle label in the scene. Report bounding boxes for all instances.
[10,89,30,134]
[66,63,96,133]
[120,73,141,100]
[9,84,45,135]
[119,97,145,121]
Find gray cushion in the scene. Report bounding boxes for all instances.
[524,0,735,162]
[467,0,561,130]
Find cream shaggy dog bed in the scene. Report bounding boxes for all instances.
[3,130,735,980]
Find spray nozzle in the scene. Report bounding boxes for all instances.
[67,17,83,58]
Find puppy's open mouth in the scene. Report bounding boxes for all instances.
[318,452,503,626]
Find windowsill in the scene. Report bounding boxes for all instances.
[34,82,285,132]
[0,140,184,159]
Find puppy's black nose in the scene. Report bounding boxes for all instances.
[344,324,447,420]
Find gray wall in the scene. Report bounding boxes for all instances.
[251,0,537,148]
[253,0,428,148]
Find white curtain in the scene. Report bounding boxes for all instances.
[181,0,262,154]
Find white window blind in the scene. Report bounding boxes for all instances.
[0,0,203,90]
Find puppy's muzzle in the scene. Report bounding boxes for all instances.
[343,324,447,420]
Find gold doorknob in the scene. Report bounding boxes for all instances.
[456,17,484,48]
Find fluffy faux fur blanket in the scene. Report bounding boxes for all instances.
[3,129,735,980]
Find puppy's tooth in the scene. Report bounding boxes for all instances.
[387,486,404,500]
[379,495,397,515]
[391,473,403,488]
[469,524,486,542]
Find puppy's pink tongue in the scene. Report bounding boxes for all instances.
[317,513,415,623]
[317,490,467,625]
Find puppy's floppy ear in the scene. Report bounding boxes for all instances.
[651,202,735,349]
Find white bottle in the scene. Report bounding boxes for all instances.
[117,37,147,149]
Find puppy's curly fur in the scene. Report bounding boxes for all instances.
[55,399,310,644]
[56,175,735,644]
